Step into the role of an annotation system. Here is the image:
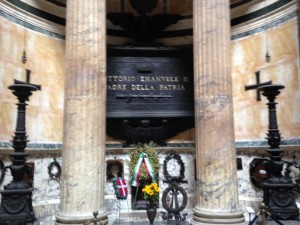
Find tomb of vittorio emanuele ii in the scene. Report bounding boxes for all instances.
[0,0,300,224]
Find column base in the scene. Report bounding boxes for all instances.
[56,211,108,225]
[191,207,246,225]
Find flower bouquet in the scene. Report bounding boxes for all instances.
[142,182,160,208]
[142,182,160,225]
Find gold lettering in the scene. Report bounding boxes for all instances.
[107,84,127,90]
[140,76,179,82]
[107,76,136,82]
[159,85,185,91]
[131,84,155,91]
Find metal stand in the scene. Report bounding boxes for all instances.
[115,199,133,225]
[249,203,284,225]
[84,211,105,225]
[257,84,299,220]
[161,178,188,222]
[0,70,41,225]
[161,154,188,222]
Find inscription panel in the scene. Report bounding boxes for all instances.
[107,47,194,118]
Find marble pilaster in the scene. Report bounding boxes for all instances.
[191,0,245,224]
[56,0,108,224]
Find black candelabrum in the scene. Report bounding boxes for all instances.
[0,69,41,224]
[257,84,299,220]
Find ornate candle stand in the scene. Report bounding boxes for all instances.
[0,70,41,224]
[258,84,299,220]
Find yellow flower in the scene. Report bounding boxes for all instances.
[142,183,160,208]
[147,190,154,196]
[151,183,157,188]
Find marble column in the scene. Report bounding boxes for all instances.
[56,0,107,224]
[191,0,245,224]
[297,0,300,67]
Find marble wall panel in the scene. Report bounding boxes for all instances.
[0,16,65,143]
[232,18,300,141]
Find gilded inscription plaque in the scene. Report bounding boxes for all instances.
[106,46,194,142]
[107,46,194,118]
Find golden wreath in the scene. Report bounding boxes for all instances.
[129,143,159,181]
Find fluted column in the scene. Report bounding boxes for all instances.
[191,0,245,224]
[298,0,300,67]
[56,0,107,224]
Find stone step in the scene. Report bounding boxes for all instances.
[112,209,191,224]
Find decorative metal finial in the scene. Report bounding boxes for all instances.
[22,50,27,64]
[21,2,28,65]
[265,51,271,63]
[264,0,271,63]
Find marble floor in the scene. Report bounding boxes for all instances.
[112,220,300,225]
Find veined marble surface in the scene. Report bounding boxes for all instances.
[0,148,298,224]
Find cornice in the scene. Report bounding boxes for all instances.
[0,0,297,41]
[231,0,297,39]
